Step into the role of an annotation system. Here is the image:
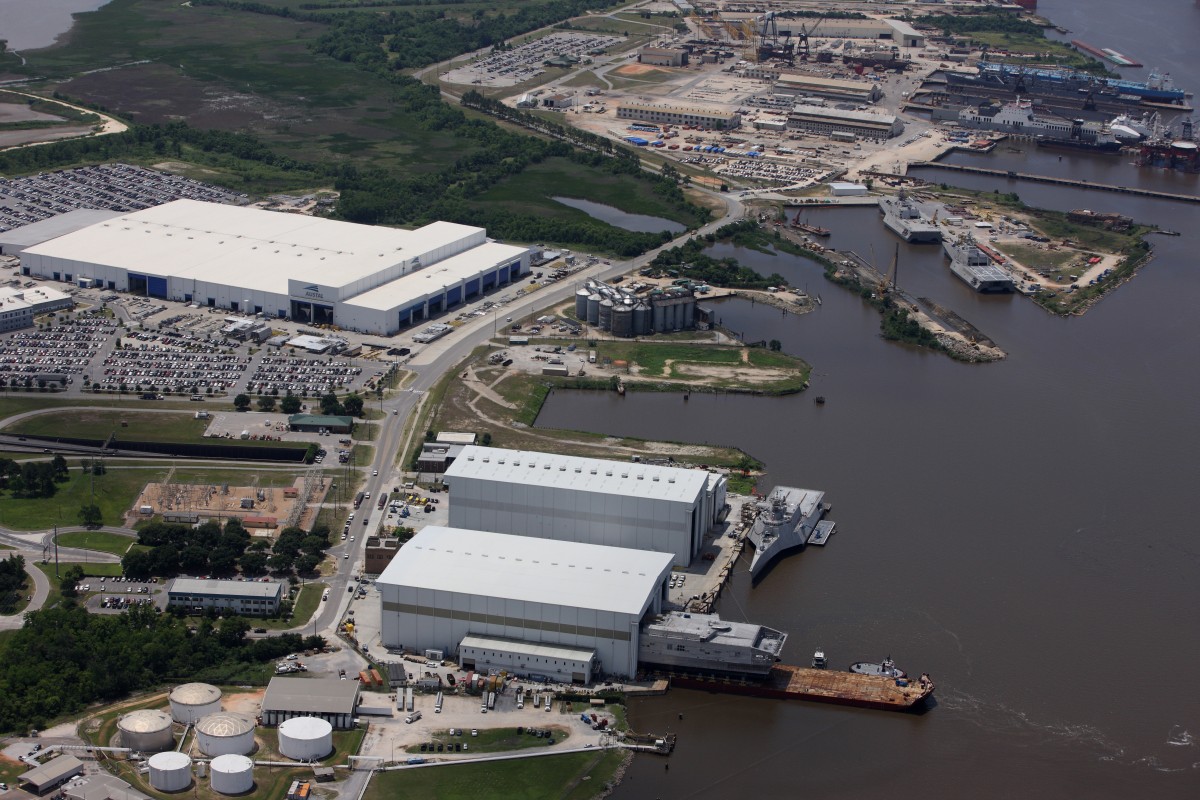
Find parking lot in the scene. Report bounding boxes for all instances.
[98,340,248,394]
[245,354,363,396]
[0,311,115,382]
[83,576,166,614]
[0,163,246,234]
[444,33,623,88]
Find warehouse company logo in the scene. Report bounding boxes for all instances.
[303,284,325,300]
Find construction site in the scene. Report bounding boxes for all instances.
[476,6,955,189]
[128,471,330,531]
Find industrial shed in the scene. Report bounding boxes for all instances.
[444,446,724,565]
[18,199,530,335]
[377,526,675,680]
[261,677,361,729]
[21,755,84,795]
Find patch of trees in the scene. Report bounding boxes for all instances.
[0,553,28,613]
[0,604,325,732]
[916,12,1043,37]
[123,519,331,581]
[0,455,70,499]
[650,221,788,289]
[320,392,364,417]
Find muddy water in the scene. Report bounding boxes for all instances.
[536,4,1200,793]
[0,0,112,51]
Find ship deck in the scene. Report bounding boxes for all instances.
[766,664,932,708]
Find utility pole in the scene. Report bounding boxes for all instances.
[53,524,59,578]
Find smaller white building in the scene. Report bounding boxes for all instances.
[460,635,596,684]
[166,578,282,616]
[830,182,869,197]
[0,285,73,332]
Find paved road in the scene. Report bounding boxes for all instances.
[0,550,50,630]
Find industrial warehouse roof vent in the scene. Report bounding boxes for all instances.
[637,474,644,480]
[621,473,628,478]
[544,464,551,469]
[605,471,612,476]
[589,469,596,474]
[652,476,660,482]
[466,455,474,461]
[574,467,581,473]
[498,458,505,464]
[481,456,489,463]
[668,478,675,483]
[559,465,566,471]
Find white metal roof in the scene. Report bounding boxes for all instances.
[342,241,528,312]
[377,526,673,616]
[461,635,596,662]
[168,578,282,599]
[21,199,484,296]
[0,208,123,250]
[790,104,898,125]
[445,445,709,503]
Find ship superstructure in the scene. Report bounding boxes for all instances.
[745,486,828,578]
[639,611,787,676]
[879,190,942,243]
[943,234,1014,293]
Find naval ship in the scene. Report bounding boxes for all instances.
[957,100,1123,153]
[945,62,1190,110]
[639,611,787,677]
[879,189,942,243]
[943,234,1014,293]
[745,486,831,578]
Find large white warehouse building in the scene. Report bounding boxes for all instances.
[377,526,674,680]
[17,199,530,335]
[444,446,726,566]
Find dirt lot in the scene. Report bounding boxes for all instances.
[131,477,330,530]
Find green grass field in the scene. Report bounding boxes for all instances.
[166,468,303,488]
[365,749,626,800]
[257,581,327,630]
[0,468,167,531]
[54,531,137,557]
[8,409,306,451]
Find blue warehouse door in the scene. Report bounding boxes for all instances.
[465,278,480,299]
[481,271,495,290]
[445,286,462,306]
[147,276,168,298]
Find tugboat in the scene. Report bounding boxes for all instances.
[811,648,827,669]
[849,657,906,679]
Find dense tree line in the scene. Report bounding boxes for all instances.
[0,553,28,613]
[916,11,1044,37]
[0,455,69,499]
[0,604,325,732]
[123,519,331,580]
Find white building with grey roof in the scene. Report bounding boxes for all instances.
[444,445,725,566]
[377,526,675,680]
[166,578,283,617]
[16,199,529,335]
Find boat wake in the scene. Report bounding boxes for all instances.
[1166,726,1194,747]
[938,690,1200,771]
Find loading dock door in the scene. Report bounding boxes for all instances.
[147,276,168,298]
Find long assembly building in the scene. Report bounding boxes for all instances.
[16,199,530,335]
[444,445,727,566]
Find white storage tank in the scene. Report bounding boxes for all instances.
[277,716,333,761]
[148,751,192,792]
[209,754,254,795]
[169,683,222,724]
[118,709,175,752]
[196,712,256,756]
